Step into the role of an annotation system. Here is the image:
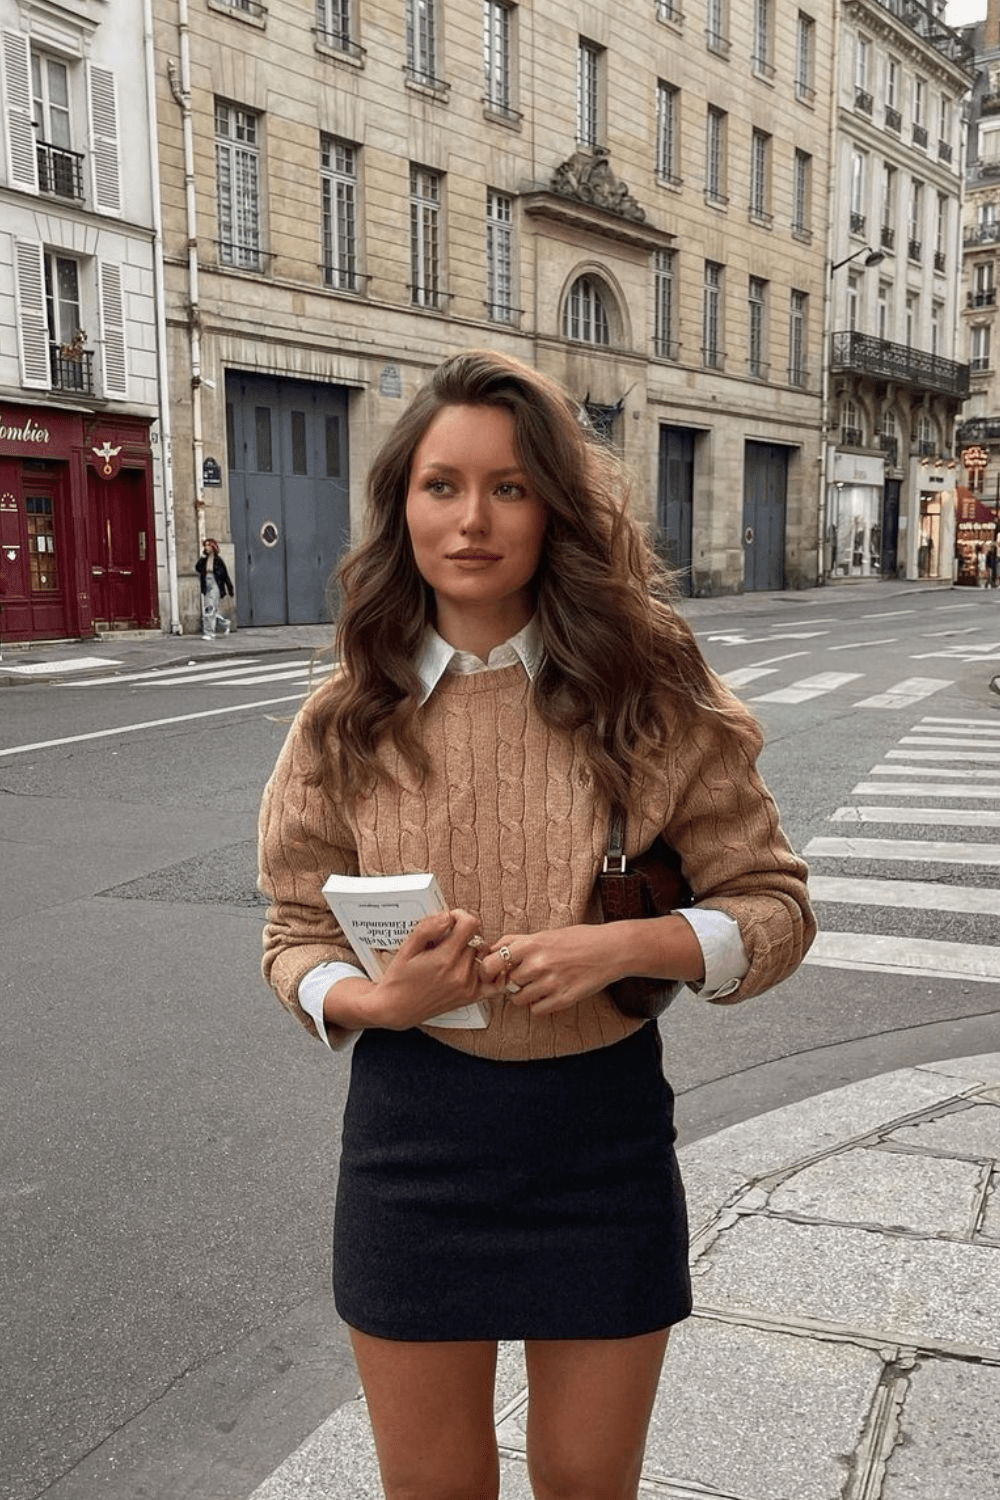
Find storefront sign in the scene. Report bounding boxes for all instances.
[0,411,51,447]
[89,441,123,479]
[832,451,883,486]
[961,445,989,474]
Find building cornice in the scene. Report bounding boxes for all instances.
[844,0,975,90]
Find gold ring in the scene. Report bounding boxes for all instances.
[498,945,512,965]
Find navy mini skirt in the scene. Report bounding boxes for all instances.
[333,1021,692,1341]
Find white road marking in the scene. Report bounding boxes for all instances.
[751,671,863,704]
[912,716,1000,731]
[868,764,1000,780]
[722,667,779,687]
[803,931,1000,983]
[855,677,951,708]
[830,805,1000,828]
[0,694,308,759]
[133,665,316,688]
[898,736,1000,750]
[804,835,1000,866]
[808,875,1000,915]
[860,609,916,619]
[852,781,1000,799]
[3,656,123,676]
[886,748,1000,763]
[827,636,899,651]
[69,656,267,686]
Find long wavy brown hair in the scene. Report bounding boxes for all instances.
[305,350,760,802]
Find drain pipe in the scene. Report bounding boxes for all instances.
[143,0,181,632]
[167,0,206,559]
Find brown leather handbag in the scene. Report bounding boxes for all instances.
[597,803,693,1019]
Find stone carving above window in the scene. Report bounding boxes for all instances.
[550,147,646,223]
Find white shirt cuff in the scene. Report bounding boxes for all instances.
[674,907,749,1000]
[298,961,367,1049]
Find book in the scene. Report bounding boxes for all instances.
[321,871,489,1029]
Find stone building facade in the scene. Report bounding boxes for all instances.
[152,0,836,633]
[0,0,170,643]
[825,0,972,584]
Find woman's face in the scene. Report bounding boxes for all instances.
[405,404,547,651]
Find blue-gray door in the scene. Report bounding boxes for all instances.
[226,374,350,626]
[742,441,788,592]
[657,425,695,595]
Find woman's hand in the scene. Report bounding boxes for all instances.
[478,917,706,1017]
[323,908,501,1033]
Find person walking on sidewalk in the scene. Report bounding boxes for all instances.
[195,538,233,639]
[258,350,815,1500]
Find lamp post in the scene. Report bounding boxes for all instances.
[819,246,888,582]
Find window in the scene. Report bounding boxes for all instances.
[215,101,262,270]
[563,275,610,344]
[972,324,991,372]
[483,0,514,115]
[30,51,85,200]
[321,137,358,291]
[656,83,679,184]
[316,0,356,52]
[748,276,767,378]
[877,283,890,340]
[788,289,806,385]
[882,407,898,464]
[972,260,995,306]
[909,181,923,260]
[913,76,927,146]
[410,165,442,307]
[44,252,91,393]
[935,194,948,271]
[750,130,771,223]
[886,57,901,130]
[979,201,997,229]
[485,189,514,322]
[880,163,896,249]
[847,273,860,332]
[841,398,861,446]
[25,495,59,593]
[931,301,942,358]
[905,292,917,347]
[654,249,676,358]
[850,148,866,235]
[577,39,602,146]
[752,0,772,76]
[917,413,935,454]
[938,95,952,160]
[792,149,810,236]
[703,261,723,368]
[855,35,872,112]
[656,0,681,20]
[706,0,728,54]
[406,0,438,85]
[706,107,727,204]
[795,13,814,101]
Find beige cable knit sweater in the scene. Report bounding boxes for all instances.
[258,664,815,1060]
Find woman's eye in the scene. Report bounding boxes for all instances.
[496,482,527,499]
[426,478,451,495]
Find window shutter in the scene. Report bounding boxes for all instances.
[87,63,121,214]
[14,239,50,389]
[98,261,128,398]
[2,30,39,192]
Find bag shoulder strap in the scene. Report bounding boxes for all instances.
[604,802,626,873]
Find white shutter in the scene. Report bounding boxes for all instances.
[87,63,121,214]
[98,261,128,398]
[14,239,50,389]
[2,30,39,192]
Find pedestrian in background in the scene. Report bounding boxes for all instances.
[988,543,999,590]
[195,538,233,639]
[258,350,815,1500]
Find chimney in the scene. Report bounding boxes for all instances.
[987,0,1000,53]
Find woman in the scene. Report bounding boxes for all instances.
[195,538,233,638]
[258,351,814,1500]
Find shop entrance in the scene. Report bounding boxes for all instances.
[87,468,151,629]
[917,494,942,579]
[0,464,72,640]
[742,442,788,591]
[656,426,695,594]
[226,373,351,626]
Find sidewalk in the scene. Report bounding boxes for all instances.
[0,577,958,687]
[247,1052,1000,1500]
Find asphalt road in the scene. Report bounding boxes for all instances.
[2,583,998,1500]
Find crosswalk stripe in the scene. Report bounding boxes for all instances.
[829,805,1000,828]
[868,764,1000,780]
[803,931,1000,983]
[851,781,1000,799]
[134,665,316,688]
[808,875,1000,915]
[886,748,1000,763]
[721,666,779,687]
[804,835,1000,866]
[855,677,950,708]
[899,735,1000,749]
[914,716,1000,731]
[751,671,863,704]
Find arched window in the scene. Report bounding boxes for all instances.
[563,276,611,345]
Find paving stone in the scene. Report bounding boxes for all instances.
[676,1152,748,1237]
[981,1178,1000,1241]
[917,1053,1000,1084]
[641,1317,882,1500]
[246,1397,381,1499]
[880,1359,1000,1499]
[768,1147,984,1236]
[886,1103,1000,1162]
[694,1217,1000,1353]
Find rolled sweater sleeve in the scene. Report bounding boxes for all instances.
[661,709,816,1001]
[258,708,361,1045]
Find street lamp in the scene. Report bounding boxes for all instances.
[829,246,886,276]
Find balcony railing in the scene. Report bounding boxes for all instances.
[36,141,84,200]
[881,224,896,250]
[49,343,94,394]
[885,105,902,131]
[956,416,1000,444]
[964,221,1000,247]
[934,250,946,272]
[855,87,873,114]
[912,123,928,148]
[981,92,1000,117]
[313,26,365,57]
[908,238,922,261]
[850,211,866,235]
[841,426,865,447]
[868,0,974,70]
[830,329,970,398]
[968,288,997,307]
[938,139,953,163]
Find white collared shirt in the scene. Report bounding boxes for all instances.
[298,621,749,1045]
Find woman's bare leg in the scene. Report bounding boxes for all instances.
[523,1329,669,1500]
[349,1329,500,1500]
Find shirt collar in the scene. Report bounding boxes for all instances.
[415,617,544,705]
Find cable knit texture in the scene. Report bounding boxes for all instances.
[258,665,815,1060]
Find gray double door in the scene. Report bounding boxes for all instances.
[226,373,350,626]
[742,441,788,592]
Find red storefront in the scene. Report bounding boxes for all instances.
[0,404,158,642]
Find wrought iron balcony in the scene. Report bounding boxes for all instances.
[956,416,1000,444]
[850,211,866,236]
[881,224,895,250]
[908,238,922,261]
[885,105,902,132]
[981,92,1000,117]
[868,0,973,70]
[934,250,946,273]
[36,141,84,200]
[841,426,865,447]
[968,289,997,307]
[49,343,94,394]
[964,221,1000,247]
[912,123,928,148]
[855,87,873,115]
[938,139,953,163]
[830,330,970,398]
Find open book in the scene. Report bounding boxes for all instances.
[321,871,489,1029]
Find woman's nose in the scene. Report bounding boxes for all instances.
[459,489,490,533]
